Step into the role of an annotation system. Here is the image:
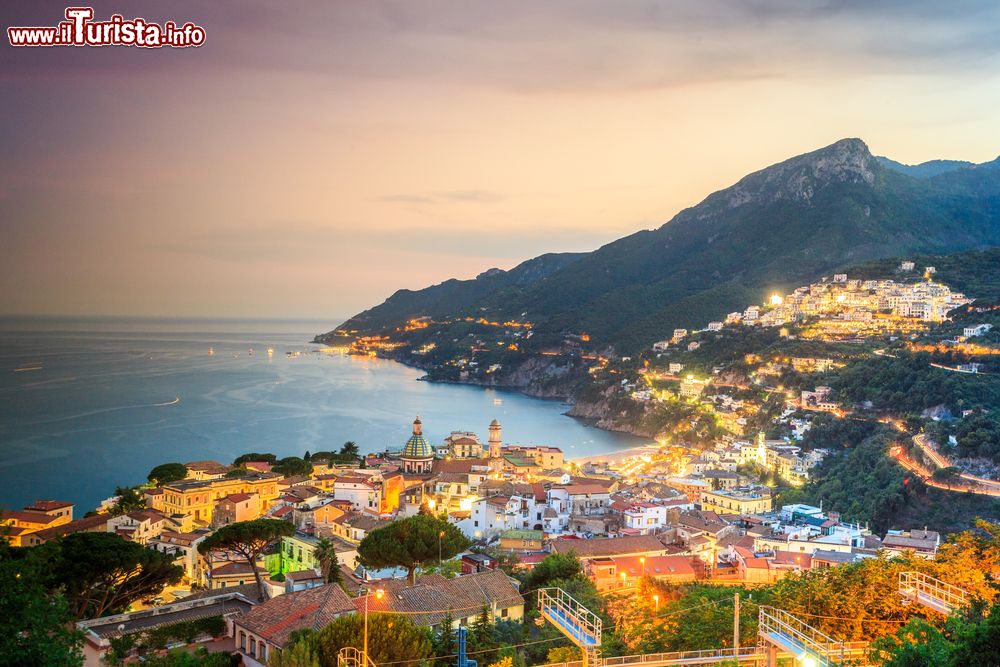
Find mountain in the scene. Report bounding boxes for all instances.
[326,138,1000,353]
[876,156,975,179]
[332,252,585,333]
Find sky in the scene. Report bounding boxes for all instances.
[2,1,1000,322]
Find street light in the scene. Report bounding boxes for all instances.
[439,530,446,564]
[639,557,646,577]
[652,594,659,612]
[363,587,385,658]
[620,572,628,589]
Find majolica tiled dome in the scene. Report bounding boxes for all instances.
[402,416,433,460]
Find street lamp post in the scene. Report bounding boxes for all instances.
[639,556,646,577]
[620,572,627,589]
[363,587,385,659]
[439,530,445,564]
[652,594,659,612]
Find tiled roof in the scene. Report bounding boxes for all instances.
[551,535,667,558]
[0,510,62,525]
[29,514,108,541]
[212,561,257,576]
[237,584,355,648]
[24,500,73,511]
[357,569,522,625]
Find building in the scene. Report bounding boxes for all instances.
[446,431,484,458]
[21,513,109,547]
[550,535,668,563]
[499,529,544,552]
[149,530,211,585]
[185,460,232,480]
[588,555,696,592]
[963,323,993,338]
[1,500,74,546]
[700,487,773,515]
[357,569,523,628]
[213,493,262,527]
[78,589,254,667]
[161,473,281,525]
[882,529,941,559]
[400,416,435,474]
[234,584,355,666]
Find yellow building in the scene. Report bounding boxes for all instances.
[162,473,280,525]
[700,487,773,515]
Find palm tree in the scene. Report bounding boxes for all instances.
[341,441,360,459]
[313,536,342,584]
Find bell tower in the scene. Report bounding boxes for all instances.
[488,419,502,462]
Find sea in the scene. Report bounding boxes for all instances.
[0,317,647,512]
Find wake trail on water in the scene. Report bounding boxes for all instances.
[23,396,181,426]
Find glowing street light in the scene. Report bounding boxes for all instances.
[620,572,628,588]
[652,594,659,612]
[363,587,385,658]
[639,557,646,577]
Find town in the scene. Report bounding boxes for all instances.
[5,400,997,667]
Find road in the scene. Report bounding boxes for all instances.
[891,435,1000,498]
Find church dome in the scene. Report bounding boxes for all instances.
[401,417,433,460]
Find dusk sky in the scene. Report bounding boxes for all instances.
[3,1,1000,321]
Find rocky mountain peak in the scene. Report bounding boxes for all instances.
[719,138,878,209]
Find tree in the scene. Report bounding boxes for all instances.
[521,552,583,593]
[270,639,321,667]
[233,452,277,466]
[432,610,457,667]
[341,441,360,459]
[147,462,188,486]
[313,536,343,584]
[40,532,183,619]
[273,456,313,478]
[197,519,294,601]
[109,485,147,516]
[358,514,470,584]
[546,646,580,664]
[315,613,432,667]
[0,544,84,665]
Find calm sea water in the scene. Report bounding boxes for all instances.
[0,317,646,512]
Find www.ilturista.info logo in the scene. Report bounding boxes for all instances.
[8,7,205,48]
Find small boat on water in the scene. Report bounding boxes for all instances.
[208,347,214,356]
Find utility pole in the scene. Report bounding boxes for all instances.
[733,592,740,653]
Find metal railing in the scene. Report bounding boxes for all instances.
[533,642,874,667]
[758,606,846,666]
[538,587,603,647]
[338,647,378,667]
[898,571,968,614]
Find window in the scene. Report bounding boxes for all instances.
[260,644,268,661]
[239,632,246,651]
[501,608,509,618]
[250,637,256,657]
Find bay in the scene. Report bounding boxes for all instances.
[0,317,646,512]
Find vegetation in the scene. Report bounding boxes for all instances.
[358,514,470,584]
[233,452,277,466]
[273,456,314,477]
[37,531,183,619]
[0,542,83,666]
[330,143,1000,354]
[109,484,147,516]
[313,536,343,584]
[872,599,1000,666]
[106,616,227,665]
[312,614,433,667]
[197,518,295,601]
[147,462,188,486]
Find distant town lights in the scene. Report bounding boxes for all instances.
[770,293,784,306]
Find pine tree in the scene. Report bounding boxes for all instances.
[432,610,456,667]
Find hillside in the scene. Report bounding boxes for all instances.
[326,139,1000,354]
